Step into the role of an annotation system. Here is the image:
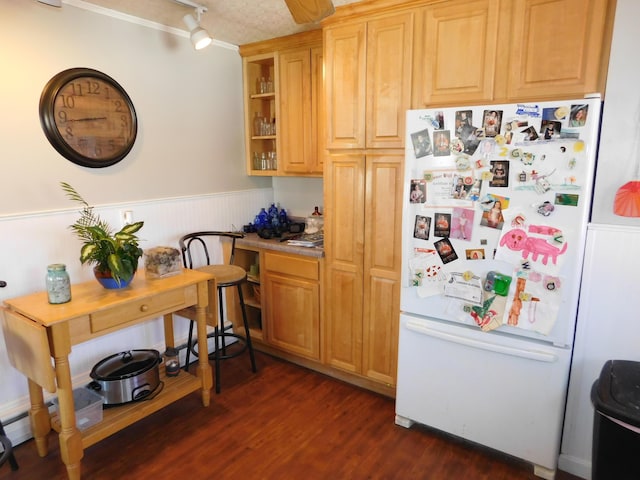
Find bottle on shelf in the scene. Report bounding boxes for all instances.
[253,112,263,137]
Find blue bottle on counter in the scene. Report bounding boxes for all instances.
[46,264,71,304]
[258,208,269,227]
[279,208,288,226]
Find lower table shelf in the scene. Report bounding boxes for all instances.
[51,367,202,449]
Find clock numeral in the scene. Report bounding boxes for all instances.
[86,80,101,95]
[60,95,75,109]
[65,126,74,140]
[119,115,129,129]
[57,110,68,123]
[113,100,128,114]
[69,81,84,97]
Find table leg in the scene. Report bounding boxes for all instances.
[163,313,175,348]
[195,280,213,406]
[50,325,83,480]
[27,379,50,457]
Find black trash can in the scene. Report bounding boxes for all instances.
[591,359,640,480]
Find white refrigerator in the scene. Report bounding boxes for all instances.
[395,97,602,479]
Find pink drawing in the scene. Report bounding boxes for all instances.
[499,228,568,265]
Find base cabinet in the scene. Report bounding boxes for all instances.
[227,243,322,362]
[263,251,321,360]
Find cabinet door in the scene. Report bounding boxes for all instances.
[366,12,414,148]
[362,153,403,385]
[279,48,313,175]
[324,22,367,149]
[413,0,500,108]
[264,276,320,360]
[311,46,324,175]
[506,0,613,99]
[323,153,365,373]
[263,251,320,360]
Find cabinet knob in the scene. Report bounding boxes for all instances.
[140,304,149,312]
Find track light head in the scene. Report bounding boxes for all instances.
[182,9,212,50]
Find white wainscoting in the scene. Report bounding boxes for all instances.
[0,188,272,445]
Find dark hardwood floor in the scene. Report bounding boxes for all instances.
[0,351,582,479]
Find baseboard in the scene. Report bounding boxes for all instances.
[558,453,591,480]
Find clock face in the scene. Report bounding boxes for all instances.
[39,68,137,168]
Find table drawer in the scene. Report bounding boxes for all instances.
[90,285,197,333]
[264,251,319,281]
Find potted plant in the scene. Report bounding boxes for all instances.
[61,182,144,288]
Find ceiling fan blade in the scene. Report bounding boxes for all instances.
[284,0,335,24]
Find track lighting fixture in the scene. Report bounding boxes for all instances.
[174,0,212,50]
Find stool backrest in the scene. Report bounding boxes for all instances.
[179,231,244,269]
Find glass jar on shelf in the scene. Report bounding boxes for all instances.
[253,112,263,136]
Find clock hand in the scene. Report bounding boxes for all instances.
[69,117,108,122]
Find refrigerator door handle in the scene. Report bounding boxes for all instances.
[405,320,558,363]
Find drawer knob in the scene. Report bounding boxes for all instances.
[140,304,149,312]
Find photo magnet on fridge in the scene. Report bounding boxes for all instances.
[410,128,433,158]
[434,238,458,264]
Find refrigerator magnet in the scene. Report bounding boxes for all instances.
[443,271,482,305]
[434,238,458,264]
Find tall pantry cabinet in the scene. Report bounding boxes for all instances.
[323,7,413,391]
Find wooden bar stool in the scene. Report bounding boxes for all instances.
[177,232,257,394]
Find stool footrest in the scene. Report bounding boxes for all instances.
[189,333,249,361]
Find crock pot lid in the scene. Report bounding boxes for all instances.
[91,349,160,380]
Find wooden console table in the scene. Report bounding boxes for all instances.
[0,269,215,480]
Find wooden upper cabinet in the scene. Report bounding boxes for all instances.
[505,0,614,100]
[311,46,324,174]
[324,22,367,149]
[365,12,414,148]
[240,30,322,177]
[324,11,413,150]
[279,48,314,174]
[412,0,500,108]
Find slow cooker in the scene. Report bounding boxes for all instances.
[88,349,162,405]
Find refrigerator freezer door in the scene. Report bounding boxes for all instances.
[395,313,571,474]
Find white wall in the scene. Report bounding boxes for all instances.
[590,0,640,226]
[0,1,278,444]
[559,1,640,478]
[0,0,270,214]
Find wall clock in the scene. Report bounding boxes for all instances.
[39,68,137,168]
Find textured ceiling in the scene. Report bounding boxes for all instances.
[79,0,362,46]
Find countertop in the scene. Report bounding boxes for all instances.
[236,232,324,258]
